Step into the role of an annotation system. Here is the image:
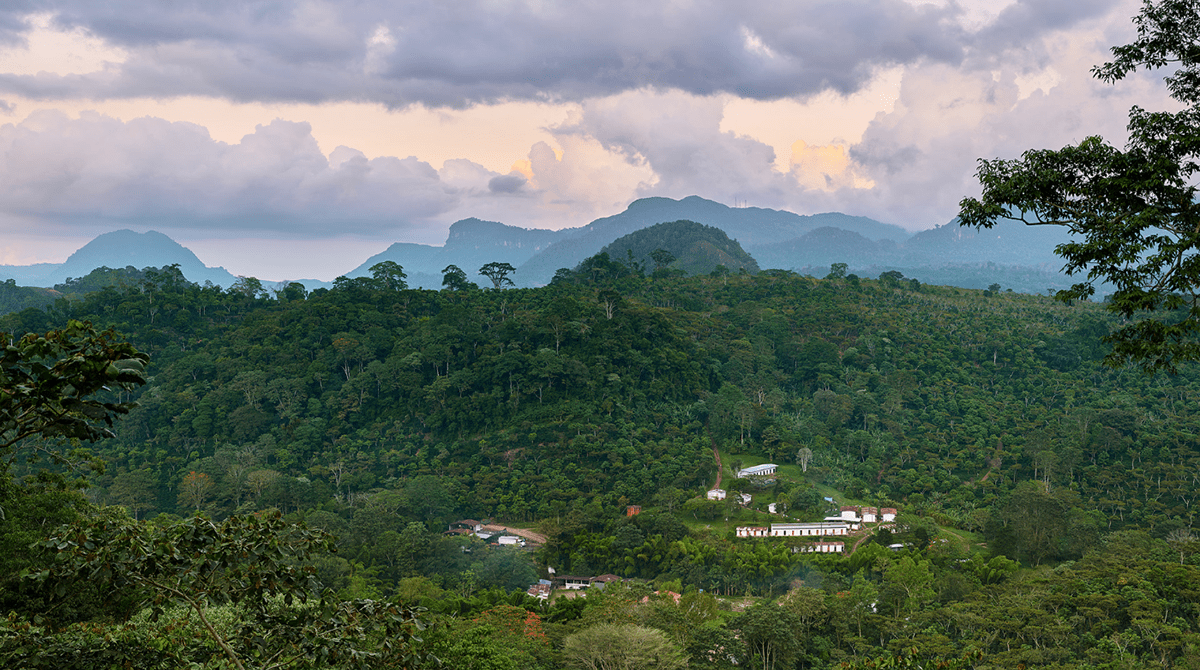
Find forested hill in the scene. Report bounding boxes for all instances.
[599,219,760,276]
[3,263,1193,548]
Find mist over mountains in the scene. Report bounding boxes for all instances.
[0,196,1083,295]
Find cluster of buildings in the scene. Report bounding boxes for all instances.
[444,519,528,547]
[706,463,782,503]
[734,505,899,553]
[526,573,624,600]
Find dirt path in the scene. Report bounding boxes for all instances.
[710,432,723,490]
[480,524,548,545]
[850,530,874,553]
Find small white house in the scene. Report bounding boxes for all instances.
[737,463,778,478]
[860,506,878,524]
[881,507,898,522]
[497,535,522,546]
[707,489,727,501]
[738,493,752,505]
[797,541,845,554]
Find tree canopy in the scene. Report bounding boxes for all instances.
[959,0,1200,373]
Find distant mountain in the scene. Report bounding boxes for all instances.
[599,220,759,276]
[0,230,238,288]
[345,218,563,288]
[747,227,897,270]
[0,197,1094,297]
[749,215,1089,294]
[339,196,1082,293]
[514,196,910,285]
[896,217,1069,267]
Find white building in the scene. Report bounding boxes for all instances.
[737,463,778,478]
[881,507,898,522]
[770,522,851,537]
[797,541,845,554]
[707,489,726,501]
[737,522,852,538]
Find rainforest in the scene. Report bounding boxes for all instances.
[2,261,1199,669]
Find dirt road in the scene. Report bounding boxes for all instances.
[479,524,548,545]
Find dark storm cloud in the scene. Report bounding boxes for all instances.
[488,173,526,194]
[974,0,1124,54]
[0,0,981,106]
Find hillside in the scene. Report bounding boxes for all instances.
[598,219,759,276]
[6,262,1200,668]
[3,263,1187,543]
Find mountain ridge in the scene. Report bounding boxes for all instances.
[0,196,1087,295]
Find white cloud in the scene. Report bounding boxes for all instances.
[0,111,469,235]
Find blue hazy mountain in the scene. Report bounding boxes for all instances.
[346,217,565,288]
[0,197,1091,296]
[0,230,239,288]
[514,196,911,285]
[342,197,914,288]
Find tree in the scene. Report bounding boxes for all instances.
[21,511,432,670]
[442,264,475,291]
[959,0,1200,373]
[230,276,266,299]
[1165,527,1199,565]
[277,281,308,301]
[369,261,408,291]
[881,555,935,617]
[650,248,677,271]
[479,262,516,289]
[1,321,147,474]
[878,270,905,287]
[562,623,687,670]
[598,289,621,320]
[826,263,848,280]
[729,602,804,670]
[178,470,215,511]
[795,446,813,473]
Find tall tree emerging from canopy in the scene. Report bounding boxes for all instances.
[369,261,408,291]
[959,0,1200,373]
[479,262,516,289]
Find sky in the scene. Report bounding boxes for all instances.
[0,0,1178,281]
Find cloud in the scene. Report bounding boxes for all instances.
[0,0,997,107]
[0,0,1172,245]
[0,111,485,236]
[818,0,1172,229]
[547,89,794,209]
[488,172,526,194]
[789,141,873,191]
